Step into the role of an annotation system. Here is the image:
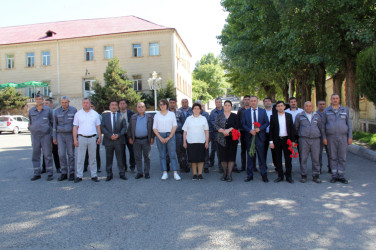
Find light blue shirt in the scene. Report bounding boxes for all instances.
[135,114,148,138]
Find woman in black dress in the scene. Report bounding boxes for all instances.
[215,100,239,182]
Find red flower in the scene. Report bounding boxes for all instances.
[232,129,241,140]
[287,139,292,147]
[253,122,261,128]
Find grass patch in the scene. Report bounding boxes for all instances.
[353,131,376,150]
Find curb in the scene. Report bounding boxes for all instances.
[348,144,376,162]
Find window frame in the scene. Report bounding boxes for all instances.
[6,54,14,69]
[85,48,94,61]
[133,44,142,57]
[104,46,113,59]
[26,52,34,67]
[149,43,159,56]
[42,51,50,66]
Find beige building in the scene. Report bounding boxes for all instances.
[0,16,192,108]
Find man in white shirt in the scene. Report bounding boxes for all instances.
[285,97,303,123]
[73,98,101,183]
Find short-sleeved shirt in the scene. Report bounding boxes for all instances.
[182,115,209,144]
[153,111,177,133]
[73,109,101,136]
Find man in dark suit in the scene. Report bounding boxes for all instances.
[242,96,270,182]
[119,99,135,172]
[101,100,128,181]
[269,101,296,183]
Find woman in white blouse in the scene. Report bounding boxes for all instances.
[183,103,209,180]
[153,99,181,181]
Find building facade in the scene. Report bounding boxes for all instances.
[0,16,192,108]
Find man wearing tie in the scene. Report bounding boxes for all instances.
[269,101,296,183]
[242,96,270,183]
[101,101,128,181]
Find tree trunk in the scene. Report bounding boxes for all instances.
[314,62,326,102]
[290,78,295,98]
[294,70,312,107]
[333,66,345,99]
[280,80,289,103]
[262,82,277,102]
[345,56,359,131]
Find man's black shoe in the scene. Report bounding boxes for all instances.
[204,168,209,173]
[145,173,150,179]
[328,167,332,174]
[262,175,269,183]
[97,169,102,173]
[244,176,253,182]
[58,174,67,181]
[300,175,307,183]
[313,175,322,183]
[47,175,54,181]
[30,175,41,181]
[68,174,75,181]
[286,176,294,183]
[330,177,337,183]
[106,176,113,182]
[119,175,128,180]
[337,178,348,184]
[91,177,100,182]
[74,177,82,183]
[274,177,284,183]
[135,173,143,179]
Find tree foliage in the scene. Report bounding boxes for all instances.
[90,57,142,113]
[157,79,176,101]
[0,87,27,111]
[192,53,229,103]
[357,44,376,105]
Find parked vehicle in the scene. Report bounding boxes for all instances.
[0,115,30,134]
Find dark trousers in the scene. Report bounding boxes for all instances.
[84,144,101,171]
[124,135,135,170]
[274,137,292,178]
[240,131,247,170]
[43,139,60,171]
[264,132,276,167]
[246,140,267,177]
[105,144,125,177]
[134,138,151,174]
[209,132,222,169]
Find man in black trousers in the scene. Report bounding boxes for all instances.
[269,101,296,183]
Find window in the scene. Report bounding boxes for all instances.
[42,51,50,66]
[83,79,95,97]
[26,53,34,67]
[85,48,94,61]
[133,44,142,57]
[149,43,159,56]
[133,76,142,91]
[6,55,14,69]
[104,46,113,59]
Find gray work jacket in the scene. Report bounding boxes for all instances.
[29,106,53,135]
[294,112,322,139]
[322,106,352,139]
[53,106,77,140]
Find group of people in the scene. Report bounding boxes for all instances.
[28,92,352,184]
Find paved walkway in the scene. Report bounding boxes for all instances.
[0,132,375,249]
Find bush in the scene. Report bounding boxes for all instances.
[353,131,376,150]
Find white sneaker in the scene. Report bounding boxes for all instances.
[174,172,181,181]
[161,172,168,180]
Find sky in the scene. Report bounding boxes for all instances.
[0,0,228,66]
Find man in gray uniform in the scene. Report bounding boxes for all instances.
[295,101,322,183]
[53,96,77,181]
[317,100,331,174]
[322,93,353,184]
[29,94,54,181]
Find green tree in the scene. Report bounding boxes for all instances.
[192,53,229,100]
[157,79,176,101]
[90,57,141,113]
[0,87,27,111]
[357,44,376,105]
[192,79,212,103]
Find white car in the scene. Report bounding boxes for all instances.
[0,115,30,134]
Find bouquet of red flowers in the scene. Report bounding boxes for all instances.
[232,129,241,141]
[249,122,261,157]
[287,139,299,158]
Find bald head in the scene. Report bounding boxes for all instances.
[304,101,313,114]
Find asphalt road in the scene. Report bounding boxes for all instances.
[0,132,375,249]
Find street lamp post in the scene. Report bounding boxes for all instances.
[147,71,162,111]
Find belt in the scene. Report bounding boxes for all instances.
[78,134,96,138]
[135,136,148,140]
[279,136,288,139]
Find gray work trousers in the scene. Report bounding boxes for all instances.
[133,138,151,174]
[32,133,53,176]
[298,137,321,176]
[76,136,97,178]
[57,133,75,175]
[327,135,348,178]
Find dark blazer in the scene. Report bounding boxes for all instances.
[101,112,127,146]
[269,112,296,143]
[241,108,269,144]
[127,113,155,144]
